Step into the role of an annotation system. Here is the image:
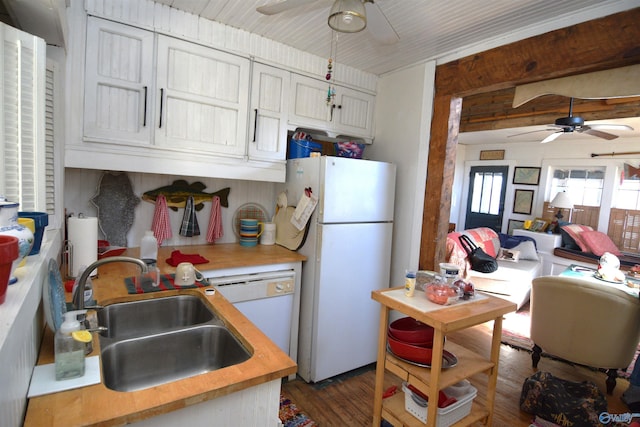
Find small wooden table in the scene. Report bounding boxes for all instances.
[371,287,515,426]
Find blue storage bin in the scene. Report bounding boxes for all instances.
[289,138,323,158]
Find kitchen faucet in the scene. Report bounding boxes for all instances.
[72,256,148,353]
[72,256,148,312]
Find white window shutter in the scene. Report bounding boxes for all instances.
[0,23,46,211]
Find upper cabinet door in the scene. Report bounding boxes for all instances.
[332,86,375,138]
[249,63,290,162]
[84,17,155,145]
[155,36,250,157]
[289,73,331,128]
[289,73,375,138]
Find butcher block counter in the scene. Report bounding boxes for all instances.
[24,244,306,427]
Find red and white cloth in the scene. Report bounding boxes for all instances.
[206,196,223,243]
[151,194,172,245]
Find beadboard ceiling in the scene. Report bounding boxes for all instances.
[150,0,635,76]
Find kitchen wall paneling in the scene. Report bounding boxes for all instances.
[64,169,278,249]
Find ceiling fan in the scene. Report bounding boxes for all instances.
[257,0,399,44]
[510,97,634,143]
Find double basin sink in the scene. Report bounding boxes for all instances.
[97,294,251,392]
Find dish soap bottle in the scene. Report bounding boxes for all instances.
[140,230,158,263]
[55,309,87,381]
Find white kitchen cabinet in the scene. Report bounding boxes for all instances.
[248,63,290,161]
[289,73,375,139]
[73,17,290,180]
[155,35,249,157]
[83,18,155,146]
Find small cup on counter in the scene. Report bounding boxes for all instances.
[239,218,263,247]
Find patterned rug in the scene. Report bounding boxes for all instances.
[279,393,317,427]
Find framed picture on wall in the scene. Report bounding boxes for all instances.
[513,189,534,214]
[513,167,541,185]
[507,219,525,235]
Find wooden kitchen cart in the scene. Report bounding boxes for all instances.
[371,287,516,426]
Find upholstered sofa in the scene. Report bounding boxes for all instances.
[446,227,542,310]
[530,275,640,394]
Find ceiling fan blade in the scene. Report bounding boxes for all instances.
[256,0,316,15]
[508,128,557,138]
[364,1,399,44]
[541,132,563,143]
[586,123,634,131]
[580,127,618,140]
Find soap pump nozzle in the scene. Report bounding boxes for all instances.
[59,309,87,334]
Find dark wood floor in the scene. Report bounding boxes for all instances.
[282,322,631,426]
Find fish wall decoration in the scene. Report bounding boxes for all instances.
[142,180,230,211]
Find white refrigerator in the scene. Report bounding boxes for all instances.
[283,156,396,382]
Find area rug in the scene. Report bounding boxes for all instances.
[279,393,317,427]
[496,302,636,379]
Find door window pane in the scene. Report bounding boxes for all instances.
[470,171,503,215]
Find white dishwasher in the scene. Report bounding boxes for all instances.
[208,270,296,355]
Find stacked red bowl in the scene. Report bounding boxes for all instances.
[387,317,436,364]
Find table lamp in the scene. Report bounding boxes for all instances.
[550,191,574,222]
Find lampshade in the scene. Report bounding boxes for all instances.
[328,0,367,33]
[550,191,574,209]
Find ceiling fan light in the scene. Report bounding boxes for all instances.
[328,0,366,33]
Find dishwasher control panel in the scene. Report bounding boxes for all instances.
[267,278,294,296]
[206,270,295,303]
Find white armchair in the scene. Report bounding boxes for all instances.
[530,275,640,394]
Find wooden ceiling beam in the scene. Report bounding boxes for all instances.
[420,7,640,271]
[459,89,640,132]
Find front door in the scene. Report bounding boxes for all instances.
[464,165,508,232]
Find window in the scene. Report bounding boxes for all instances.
[616,165,640,210]
[470,171,503,215]
[609,164,640,254]
[0,24,46,211]
[550,168,605,206]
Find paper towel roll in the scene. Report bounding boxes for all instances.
[68,216,98,278]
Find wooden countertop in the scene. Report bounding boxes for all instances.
[24,244,306,427]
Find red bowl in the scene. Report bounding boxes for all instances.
[387,332,433,365]
[388,317,435,345]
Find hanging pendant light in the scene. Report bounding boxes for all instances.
[328,0,366,33]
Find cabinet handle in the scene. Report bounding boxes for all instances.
[253,109,258,142]
[142,86,148,127]
[159,88,164,128]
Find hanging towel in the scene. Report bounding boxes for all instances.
[179,196,200,237]
[151,194,172,245]
[206,195,223,243]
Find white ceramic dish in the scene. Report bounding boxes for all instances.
[43,259,67,332]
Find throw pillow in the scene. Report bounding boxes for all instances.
[511,240,539,261]
[580,230,621,257]
[463,227,499,257]
[560,224,593,252]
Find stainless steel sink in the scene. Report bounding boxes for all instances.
[97,295,251,392]
[100,325,251,392]
[98,294,221,340]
